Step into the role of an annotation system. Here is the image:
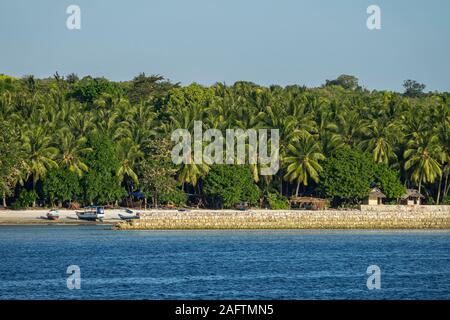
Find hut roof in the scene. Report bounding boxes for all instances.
[369,187,386,198]
[401,189,424,199]
[289,196,327,204]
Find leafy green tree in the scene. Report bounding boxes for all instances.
[43,169,81,207]
[71,76,118,103]
[320,149,374,205]
[82,136,125,205]
[203,165,260,208]
[325,75,360,90]
[403,80,426,97]
[140,139,182,207]
[0,123,23,207]
[373,164,405,199]
[127,73,176,104]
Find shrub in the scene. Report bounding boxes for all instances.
[267,192,290,209]
[159,188,188,206]
[441,196,450,205]
[12,190,38,209]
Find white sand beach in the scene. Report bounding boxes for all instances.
[0,209,126,224]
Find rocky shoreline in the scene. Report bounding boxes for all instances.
[116,206,450,230]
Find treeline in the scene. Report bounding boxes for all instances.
[0,73,449,209]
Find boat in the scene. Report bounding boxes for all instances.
[46,210,60,220]
[76,206,105,222]
[118,212,141,221]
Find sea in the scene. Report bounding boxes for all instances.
[0,225,448,299]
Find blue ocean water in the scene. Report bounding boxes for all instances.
[0,225,448,300]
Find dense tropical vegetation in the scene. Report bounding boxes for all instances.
[0,73,448,209]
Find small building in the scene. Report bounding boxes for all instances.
[400,189,424,205]
[364,187,386,205]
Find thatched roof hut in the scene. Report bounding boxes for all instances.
[364,187,386,205]
[401,189,424,205]
[289,196,328,210]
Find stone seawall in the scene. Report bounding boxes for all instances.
[115,206,450,230]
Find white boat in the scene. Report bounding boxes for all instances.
[76,206,105,222]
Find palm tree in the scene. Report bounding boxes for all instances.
[116,139,144,187]
[404,133,445,195]
[57,129,92,176]
[432,104,450,203]
[178,162,210,192]
[22,127,58,205]
[283,136,325,196]
[359,118,400,165]
[333,110,364,147]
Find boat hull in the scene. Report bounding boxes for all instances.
[118,214,140,221]
[76,212,104,221]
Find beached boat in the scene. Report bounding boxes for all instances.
[46,210,60,220]
[118,212,141,221]
[76,206,105,222]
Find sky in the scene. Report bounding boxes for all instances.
[0,0,449,92]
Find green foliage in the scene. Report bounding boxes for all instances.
[320,149,374,205]
[12,190,38,209]
[82,136,125,204]
[0,74,17,92]
[0,122,23,197]
[403,80,426,97]
[373,164,405,199]
[325,74,360,90]
[159,188,188,206]
[203,165,260,208]
[321,149,406,205]
[71,76,118,103]
[267,192,290,209]
[442,196,450,205]
[42,169,81,206]
[127,73,176,104]
[0,72,448,208]
[140,139,178,206]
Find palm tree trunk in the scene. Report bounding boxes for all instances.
[2,190,6,208]
[444,171,449,198]
[436,174,443,204]
[32,179,36,208]
[295,181,300,197]
[418,180,422,200]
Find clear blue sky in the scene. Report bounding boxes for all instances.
[1,0,449,91]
